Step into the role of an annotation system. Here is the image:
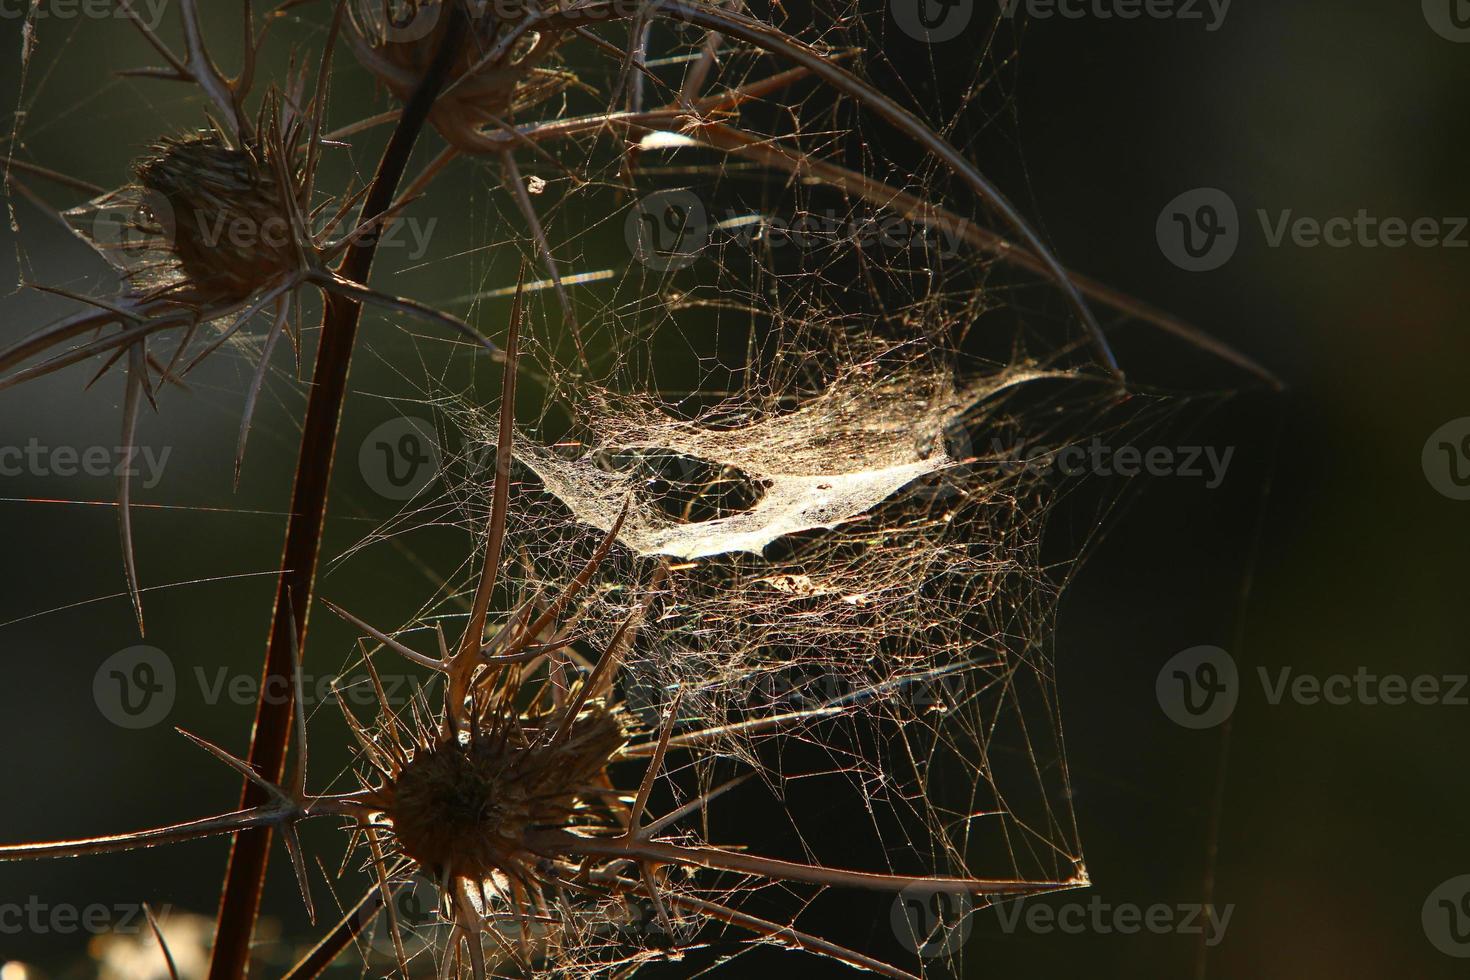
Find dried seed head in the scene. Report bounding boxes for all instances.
[349,0,577,151]
[134,134,300,303]
[376,692,629,879]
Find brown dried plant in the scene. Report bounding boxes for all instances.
[2,1,497,633]
[0,301,1080,978]
[0,1,1276,977]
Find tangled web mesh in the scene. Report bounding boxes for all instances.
[514,364,1065,558]
[327,4,1141,973]
[426,341,1104,975]
[403,122,1134,965]
[0,1,1224,975]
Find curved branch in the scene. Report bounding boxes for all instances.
[491,0,1121,379]
[0,805,291,862]
[531,830,1085,896]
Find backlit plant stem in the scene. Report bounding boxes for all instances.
[208,9,470,977]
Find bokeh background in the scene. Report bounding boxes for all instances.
[0,1,1466,977]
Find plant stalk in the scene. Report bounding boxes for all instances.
[207,10,469,977]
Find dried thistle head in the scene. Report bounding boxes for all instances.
[348,0,579,151]
[104,63,369,311]
[131,132,303,306]
[2,9,499,633]
[365,667,631,883]
[61,112,316,318]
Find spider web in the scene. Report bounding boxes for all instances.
[0,2,1247,977]
[336,6,1128,973]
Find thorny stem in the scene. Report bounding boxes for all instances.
[530,831,1083,897]
[280,885,387,980]
[0,792,365,863]
[143,904,183,980]
[489,0,1124,381]
[310,52,1271,385]
[660,0,1122,381]
[208,9,471,978]
[663,120,1282,389]
[0,806,292,862]
[656,887,918,980]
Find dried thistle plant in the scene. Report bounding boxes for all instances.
[346,0,583,151]
[3,2,496,632]
[0,0,1276,977]
[0,311,1078,978]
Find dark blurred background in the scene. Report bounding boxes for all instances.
[0,1,1467,978]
